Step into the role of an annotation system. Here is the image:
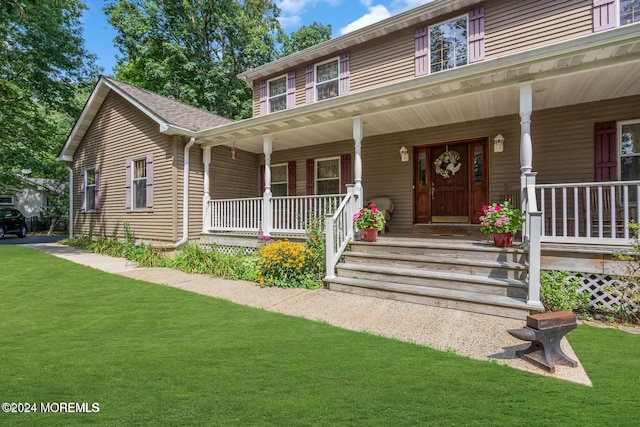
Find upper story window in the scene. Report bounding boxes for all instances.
[0,195,14,205]
[315,58,339,101]
[271,164,288,197]
[133,158,147,210]
[85,168,96,212]
[429,16,468,74]
[316,157,340,195]
[619,119,640,181]
[268,76,287,113]
[620,0,640,25]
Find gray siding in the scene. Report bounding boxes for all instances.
[210,145,260,198]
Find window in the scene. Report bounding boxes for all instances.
[133,158,147,210]
[271,164,288,197]
[619,119,640,181]
[268,76,287,113]
[620,0,640,25]
[85,168,96,211]
[429,16,468,73]
[316,157,340,195]
[315,58,339,101]
[0,195,14,205]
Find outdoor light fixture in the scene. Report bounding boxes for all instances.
[399,146,409,162]
[230,144,238,160]
[493,134,505,153]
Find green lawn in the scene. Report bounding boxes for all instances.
[1,246,638,426]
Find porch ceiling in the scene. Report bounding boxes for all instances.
[198,27,640,154]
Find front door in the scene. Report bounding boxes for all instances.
[413,139,488,224]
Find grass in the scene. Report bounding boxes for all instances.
[1,245,639,426]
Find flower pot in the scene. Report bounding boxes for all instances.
[493,232,515,248]
[361,228,379,242]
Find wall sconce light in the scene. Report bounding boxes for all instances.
[399,146,409,162]
[493,134,505,153]
[230,144,238,160]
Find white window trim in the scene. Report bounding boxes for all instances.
[271,163,288,196]
[267,75,287,113]
[315,156,341,195]
[618,0,640,26]
[0,195,15,205]
[132,157,147,210]
[618,118,640,181]
[85,168,96,212]
[428,13,469,74]
[314,57,340,102]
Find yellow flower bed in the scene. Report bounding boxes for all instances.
[255,239,318,288]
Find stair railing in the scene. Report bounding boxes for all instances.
[523,172,543,309]
[324,185,358,279]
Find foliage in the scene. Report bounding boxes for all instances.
[479,201,524,235]
[0,0,99,187]
[281,22,332,56]
[611,221,640,322]
[255,239,320,288]
[304,213,326,281]
[540,270,590,313]
[353,202,386,231]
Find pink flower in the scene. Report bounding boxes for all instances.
[495,205,503,212]
[372,208,379,214]
[369,202,377,208]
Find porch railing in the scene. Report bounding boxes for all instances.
[208,197,263,232]
[535,180,640,245]
[325,185,358,279]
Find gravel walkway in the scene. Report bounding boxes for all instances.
[26,243,592,386]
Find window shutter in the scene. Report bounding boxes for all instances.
[340,154,351,193]
[125,159,132,212]
[414,27,428,76]
[469,8,485,63]
[80,168,86,213]
[593,0,616,32]
[339,53,350,95]
[594,121,617,181]
[260,164,265,194]
[305,65,314,104]
[306,158,315,195]
[259,80,267,115]
[146,154,154,211]
[287,71,296,109]
[287,161,296,196]
[95,165,101,212]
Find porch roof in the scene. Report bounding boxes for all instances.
[199,25,640,154]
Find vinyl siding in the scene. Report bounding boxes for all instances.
[210,145,260,198]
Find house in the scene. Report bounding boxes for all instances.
[0,176,65,225]
[59,0,640,319]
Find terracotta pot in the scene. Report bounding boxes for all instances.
[493,232,515,248]
[361,227,379,242]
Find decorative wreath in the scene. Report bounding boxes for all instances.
[434,150,462,178]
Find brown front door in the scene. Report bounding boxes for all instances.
[413,139,488,224]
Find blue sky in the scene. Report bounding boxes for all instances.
[82,0,434,74]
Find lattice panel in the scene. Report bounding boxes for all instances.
[567,271,638,313]
[201,244,257,256]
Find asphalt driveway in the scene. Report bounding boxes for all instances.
[0,235,67,245]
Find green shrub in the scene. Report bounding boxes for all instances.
[611,221,640,323]
[255,239,320,289]
[304,214,326,281]
[540,270,589,312]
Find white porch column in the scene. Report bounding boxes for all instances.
[353,116,363,209]
[202,146,211,233]
[262,135,273,237]
[519,82,533,193]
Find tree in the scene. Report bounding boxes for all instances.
[281,22,332,57]
[0,0,99,189]
[105,0,285,120]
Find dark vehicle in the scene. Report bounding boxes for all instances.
[0,208,28,239]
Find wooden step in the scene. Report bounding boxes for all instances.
[327,276,536,320]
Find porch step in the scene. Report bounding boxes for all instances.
[327,237,540,320]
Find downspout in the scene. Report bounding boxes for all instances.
[65,165,73,238]
[173,136,196,247]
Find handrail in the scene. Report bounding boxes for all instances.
[325,187,357,279]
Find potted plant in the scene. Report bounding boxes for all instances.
[479,201,524,248]
[354,202,386,242]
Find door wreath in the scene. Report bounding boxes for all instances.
[434,149,461,178]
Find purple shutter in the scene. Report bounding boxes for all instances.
[306,158,315,195]
[339,53,350,95]
[595,121,617,181]
[287,71,296,109]
[260,164,265,194]
[95,165,101,212]
[469,8,485,63]
[80,168,86,213]
[287,161,296,196]
[125,159,132,211]
[305,64,314,103]
[414,27,428,76]
[593,0,616,32]
[259,80,267,115]
[146,154,154,211]
[340,154,351,194]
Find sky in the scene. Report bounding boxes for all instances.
[82,0,434,74]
